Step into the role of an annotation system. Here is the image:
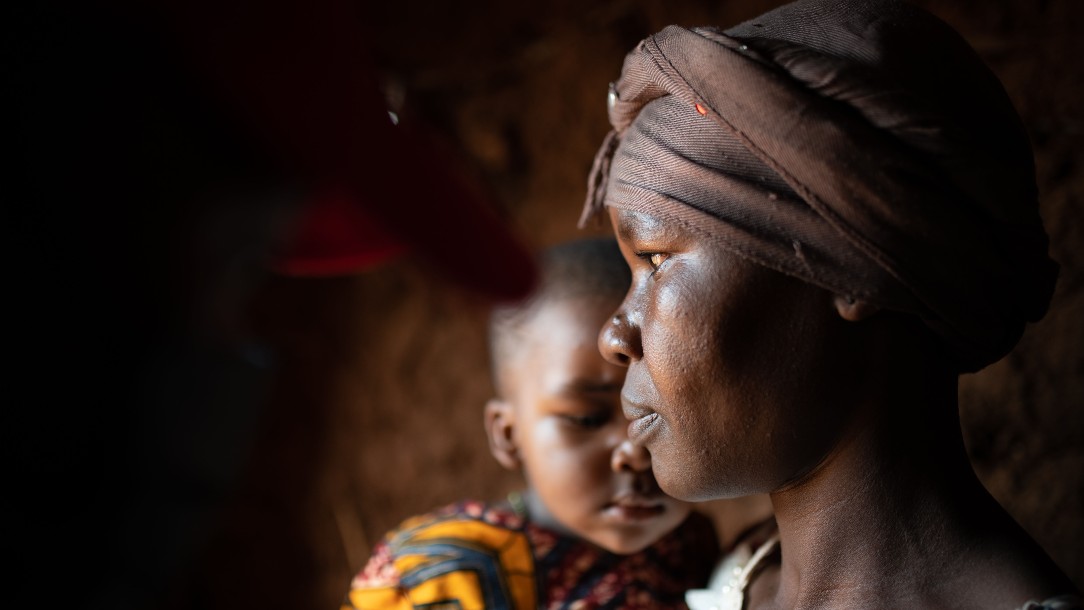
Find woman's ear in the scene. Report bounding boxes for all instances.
[834,294,880,322]
[484,399,520,471]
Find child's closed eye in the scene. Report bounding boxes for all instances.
[559,412,611,429]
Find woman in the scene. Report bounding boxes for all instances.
[580,0,1080,608]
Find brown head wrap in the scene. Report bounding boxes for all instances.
[581,0,1058,372]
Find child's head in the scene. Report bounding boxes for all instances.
[485,238,691,554]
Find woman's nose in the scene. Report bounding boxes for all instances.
[599,311,642,366]
[611,439,651,473]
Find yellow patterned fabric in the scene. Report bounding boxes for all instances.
[343,506,536,610]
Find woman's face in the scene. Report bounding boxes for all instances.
[600,207,864,501]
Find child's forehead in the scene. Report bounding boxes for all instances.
[499,296,620,382]
[502,299,624,407]
[523,294,621,338]
[496,292,615,359]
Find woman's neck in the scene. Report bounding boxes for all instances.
[768,421,979,606]
[758,377,1071,609]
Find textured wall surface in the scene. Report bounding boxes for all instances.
[186,2,1083,608]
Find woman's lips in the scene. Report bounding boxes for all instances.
[627,412,659,443]
[622,397,660,443]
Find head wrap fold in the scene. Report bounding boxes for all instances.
[581,0,1058,372]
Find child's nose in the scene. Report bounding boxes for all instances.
[598,311,642,366]
[611,439,651,473]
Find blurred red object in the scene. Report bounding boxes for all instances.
[275,189,407,277]
[150,0,537,300]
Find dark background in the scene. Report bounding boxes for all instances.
[9,1,1081,609]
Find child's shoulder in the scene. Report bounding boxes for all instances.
[389,499,526,537]
[343,500,536,610]
[644,510,722,570]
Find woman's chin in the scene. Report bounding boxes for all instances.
[656,466,761,502]
[654,466,712,502]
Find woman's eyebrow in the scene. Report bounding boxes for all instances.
[614,215,639,242]
[614,212,653,242]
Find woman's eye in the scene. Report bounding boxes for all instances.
[638,251,669,273]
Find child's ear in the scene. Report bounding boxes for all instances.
[484,399,520,471]
[833,294,880,322]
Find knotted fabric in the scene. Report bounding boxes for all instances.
[581,0,1058,372]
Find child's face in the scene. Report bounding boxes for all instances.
[492,296,691,554]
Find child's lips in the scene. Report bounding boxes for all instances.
[604,494,666,523]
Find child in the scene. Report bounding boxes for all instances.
[342,238,719,609]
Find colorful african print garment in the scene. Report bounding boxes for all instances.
[342,500,719,610]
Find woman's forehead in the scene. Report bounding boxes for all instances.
[609,207,671,240]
